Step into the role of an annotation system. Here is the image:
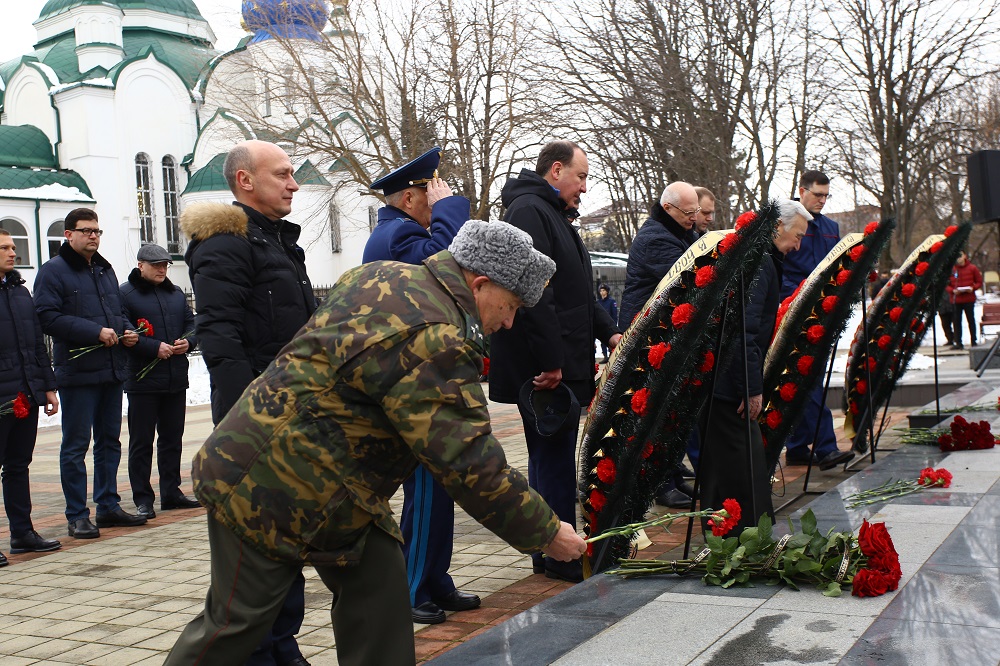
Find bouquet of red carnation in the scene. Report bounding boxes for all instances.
[69,318,154,360]
[937,415,997,452]
[136,328,195,380]
[0,392,31,419]
[845,467,952,508]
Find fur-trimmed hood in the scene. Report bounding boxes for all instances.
[179,201,249,242]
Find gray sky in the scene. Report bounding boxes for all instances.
[0,1,248,64]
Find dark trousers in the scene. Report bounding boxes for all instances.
[245,573,306,666]
[0,407,39,537]
[127,391,186,507]
[783,381,838,459]
[953,302,977,345]
[400,465,455,606]
[698,399,773,534]
[58,383,124,521]
[166,516,414,666]
[939,311,954,344]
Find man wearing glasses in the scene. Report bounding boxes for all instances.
[33,208,146,540]
[781,170,854,470]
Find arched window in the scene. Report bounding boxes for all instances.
[135,153,155,244]
[0,219,29,266]
[162,156,181,254]
[47,220,65,259]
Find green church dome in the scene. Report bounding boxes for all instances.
[38,0,206,22]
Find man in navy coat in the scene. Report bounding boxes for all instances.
[363,147,477,625]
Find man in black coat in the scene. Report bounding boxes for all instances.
[180,140,316,666]
[698,199,810,533]
[120,244,200,519]
[489,140,621,583]
[0,229,61,564]
[34,208,146,539]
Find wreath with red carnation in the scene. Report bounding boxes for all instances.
[760,219,895,474]
[844,223,973,451]
[581,204,779,573]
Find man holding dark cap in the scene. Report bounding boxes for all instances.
[166,220,586,666]
[364,148,476,624]
[489,140,621,583]
[120,244,200,520]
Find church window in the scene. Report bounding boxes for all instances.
[135,153,155,244]
[263,76,272,117]
[162,156,181,254]
[0,219,29,266]
[47,220,64,259]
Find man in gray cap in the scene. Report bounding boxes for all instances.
[119,244,200,520]
[166,220,586,666]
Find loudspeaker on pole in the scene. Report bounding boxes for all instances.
[967,150,1000,224]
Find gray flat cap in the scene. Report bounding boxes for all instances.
[449,220,555,307]
[137,244,172,263]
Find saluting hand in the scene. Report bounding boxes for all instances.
[425,177,452,208]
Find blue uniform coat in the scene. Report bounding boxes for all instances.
[362,197,470,264]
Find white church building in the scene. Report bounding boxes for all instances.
[0,0,376,292]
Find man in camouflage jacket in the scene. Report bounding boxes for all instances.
[166,221,586,666]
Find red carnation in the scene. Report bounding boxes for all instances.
[889,307,903,323]
[849,400,860,415]
[596,457,616,484]
[765,410,782,429]
[136,318,154,337]
[699,350,715,373]
[708,498,742,536]
[648,342,670,370]
[849,245,864,262]
[718,233,739,255]
[695,265,717,288]
[671,303,696,327]
[867,357,877,372]
[735,211,757,230]
[481,357,490,376]
[779,383,797,402]
[945,225,958,237]
[934,468,953,488]
[631,388,650,416]
[13,392,31,419]
[641,441,654,459]
[877,335,892,350]
[901,283,916,297]
[806,325,825,344]
[797,355,814,375]
[821,296,838,314]
[855,379,868,395]
[913,320,926,334]
[834,270,850,286]
[930,241,943,254]
[864,221,878,235]
[914,261,929,276]
[869,270,878,282]
[589,489,607,512]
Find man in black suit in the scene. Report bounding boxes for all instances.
[489,140,621,583]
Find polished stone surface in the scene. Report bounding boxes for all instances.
[431,428,1000,666]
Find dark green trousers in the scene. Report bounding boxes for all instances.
[166,515,415,666]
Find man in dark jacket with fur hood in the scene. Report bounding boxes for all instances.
[34,208,145,540]
[180,140,316,666]
[120,244,200,520]
[0,229,61,563]
[489,140,621,583]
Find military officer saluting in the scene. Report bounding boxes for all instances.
[166,220,586,666]
[364,147,476,625]
[362,146,469,265]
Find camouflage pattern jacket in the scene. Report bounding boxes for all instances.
[192,251,561,564]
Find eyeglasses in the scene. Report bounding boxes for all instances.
[804,189,832,201]
[72,228,104,236]
[667,203,702,217]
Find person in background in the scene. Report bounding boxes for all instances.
[120,244,200,520]
[596,284,618,362]
[947,251,983,350]
[0,228,61,564]
[693,187,716,237]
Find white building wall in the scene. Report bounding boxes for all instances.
[2,67,60,147]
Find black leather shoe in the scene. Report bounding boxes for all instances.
[279,657,311,666]
[676,480,696,498]
[412,601,446,624]
[656,488,692,509]
[532,554,545,574]
[818,450,855,471]
[9,530,61,554]
[545,558,583,583]
[161,495,201,510]
[0,552,7,567]
[68,517,100,539]
[136,504,156,519]
[678,463,696,479]
[433,589,481,612]
[784,451,812,466]
[95,507,147,528]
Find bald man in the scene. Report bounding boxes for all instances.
[180,140,316,666]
